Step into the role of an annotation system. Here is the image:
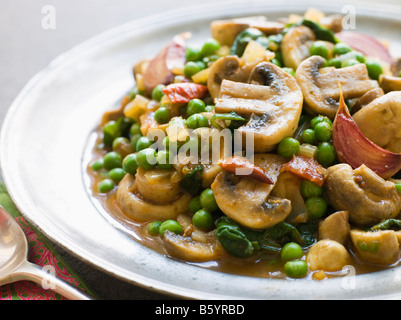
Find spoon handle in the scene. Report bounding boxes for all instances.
[11,260,92,300]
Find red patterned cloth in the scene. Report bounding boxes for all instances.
[0,216,89,300]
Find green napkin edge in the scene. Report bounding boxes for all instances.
[0,183,100,299]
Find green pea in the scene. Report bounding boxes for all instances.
[151,84,165,101]
[200,38,220,57]
[130,134,141,151]
[189,196,202,214]
[282,67,295,76]
[90,159,104,171]
[327,57,342,68]
[205,105,215,112]
[342,59,360,68]
[277,137,300,159]
[314,121,332,142]
[109,167,126,183]
[365,60,383,80]
[185,46,202,62]
[147,221,162,236]
[156,150,173,170]
[122,153,138,175]
[395,183,401,193]
[199,188,219,212]
[130,123,141,137]
[159,220,184,237]
[316,142,336,167]
[136,136,153,152]
[284,260,308,278]
[154,106,171,124]
[187,99,206,116]
[136,148,157,170]
[301,129,316,145]
[184,61,203,78]
[192,209,214,230]
[162,136,181,152]
[97,179,115,193]
[306,196,328,219]
[271,58,282,67]
[309,41,329,59]
[112,137,133,156]
[310,115,332,129]
[186,113,209,129]
[281,242,304,261]
[301,180,323,198]
[103,151,123,170]
[333,42,352,56]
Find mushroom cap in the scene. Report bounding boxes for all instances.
[353,91,401,153]
[324,163,401,226]
[211,154,291,229]
[295,55,378,118]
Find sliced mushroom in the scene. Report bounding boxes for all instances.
[306,240,351,272]
[353,92,401,153]
[281,25,315,70]
[210,16,284,46]
[215,62,303,152]
[163,230,226,262]
[116,173,191,222]
[211,154,291,229]
[379,74,401,93]
[295,55,379,118]
[271,171,308,224]
[324,163,401,226]
[134,168,181,203]
[318,211,350,245]
[207,55,265,100]
[350,229,400,265]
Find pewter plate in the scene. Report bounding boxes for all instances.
[2,0,401,299]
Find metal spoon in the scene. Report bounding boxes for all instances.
[0,205,91,300]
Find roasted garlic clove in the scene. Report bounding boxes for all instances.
[332,86,401,179]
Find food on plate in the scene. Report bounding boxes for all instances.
[87,8,401,280]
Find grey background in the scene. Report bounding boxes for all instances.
[0,0,400,299]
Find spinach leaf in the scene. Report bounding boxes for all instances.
[300,19,339,43]
[215,217,258,258]
[210,111,246,130]
[369,219,401,232]
[180,165,203,196]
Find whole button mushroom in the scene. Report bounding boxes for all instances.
[306,239,351,272]
[324,163,401,227]
[353,92,401,153]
